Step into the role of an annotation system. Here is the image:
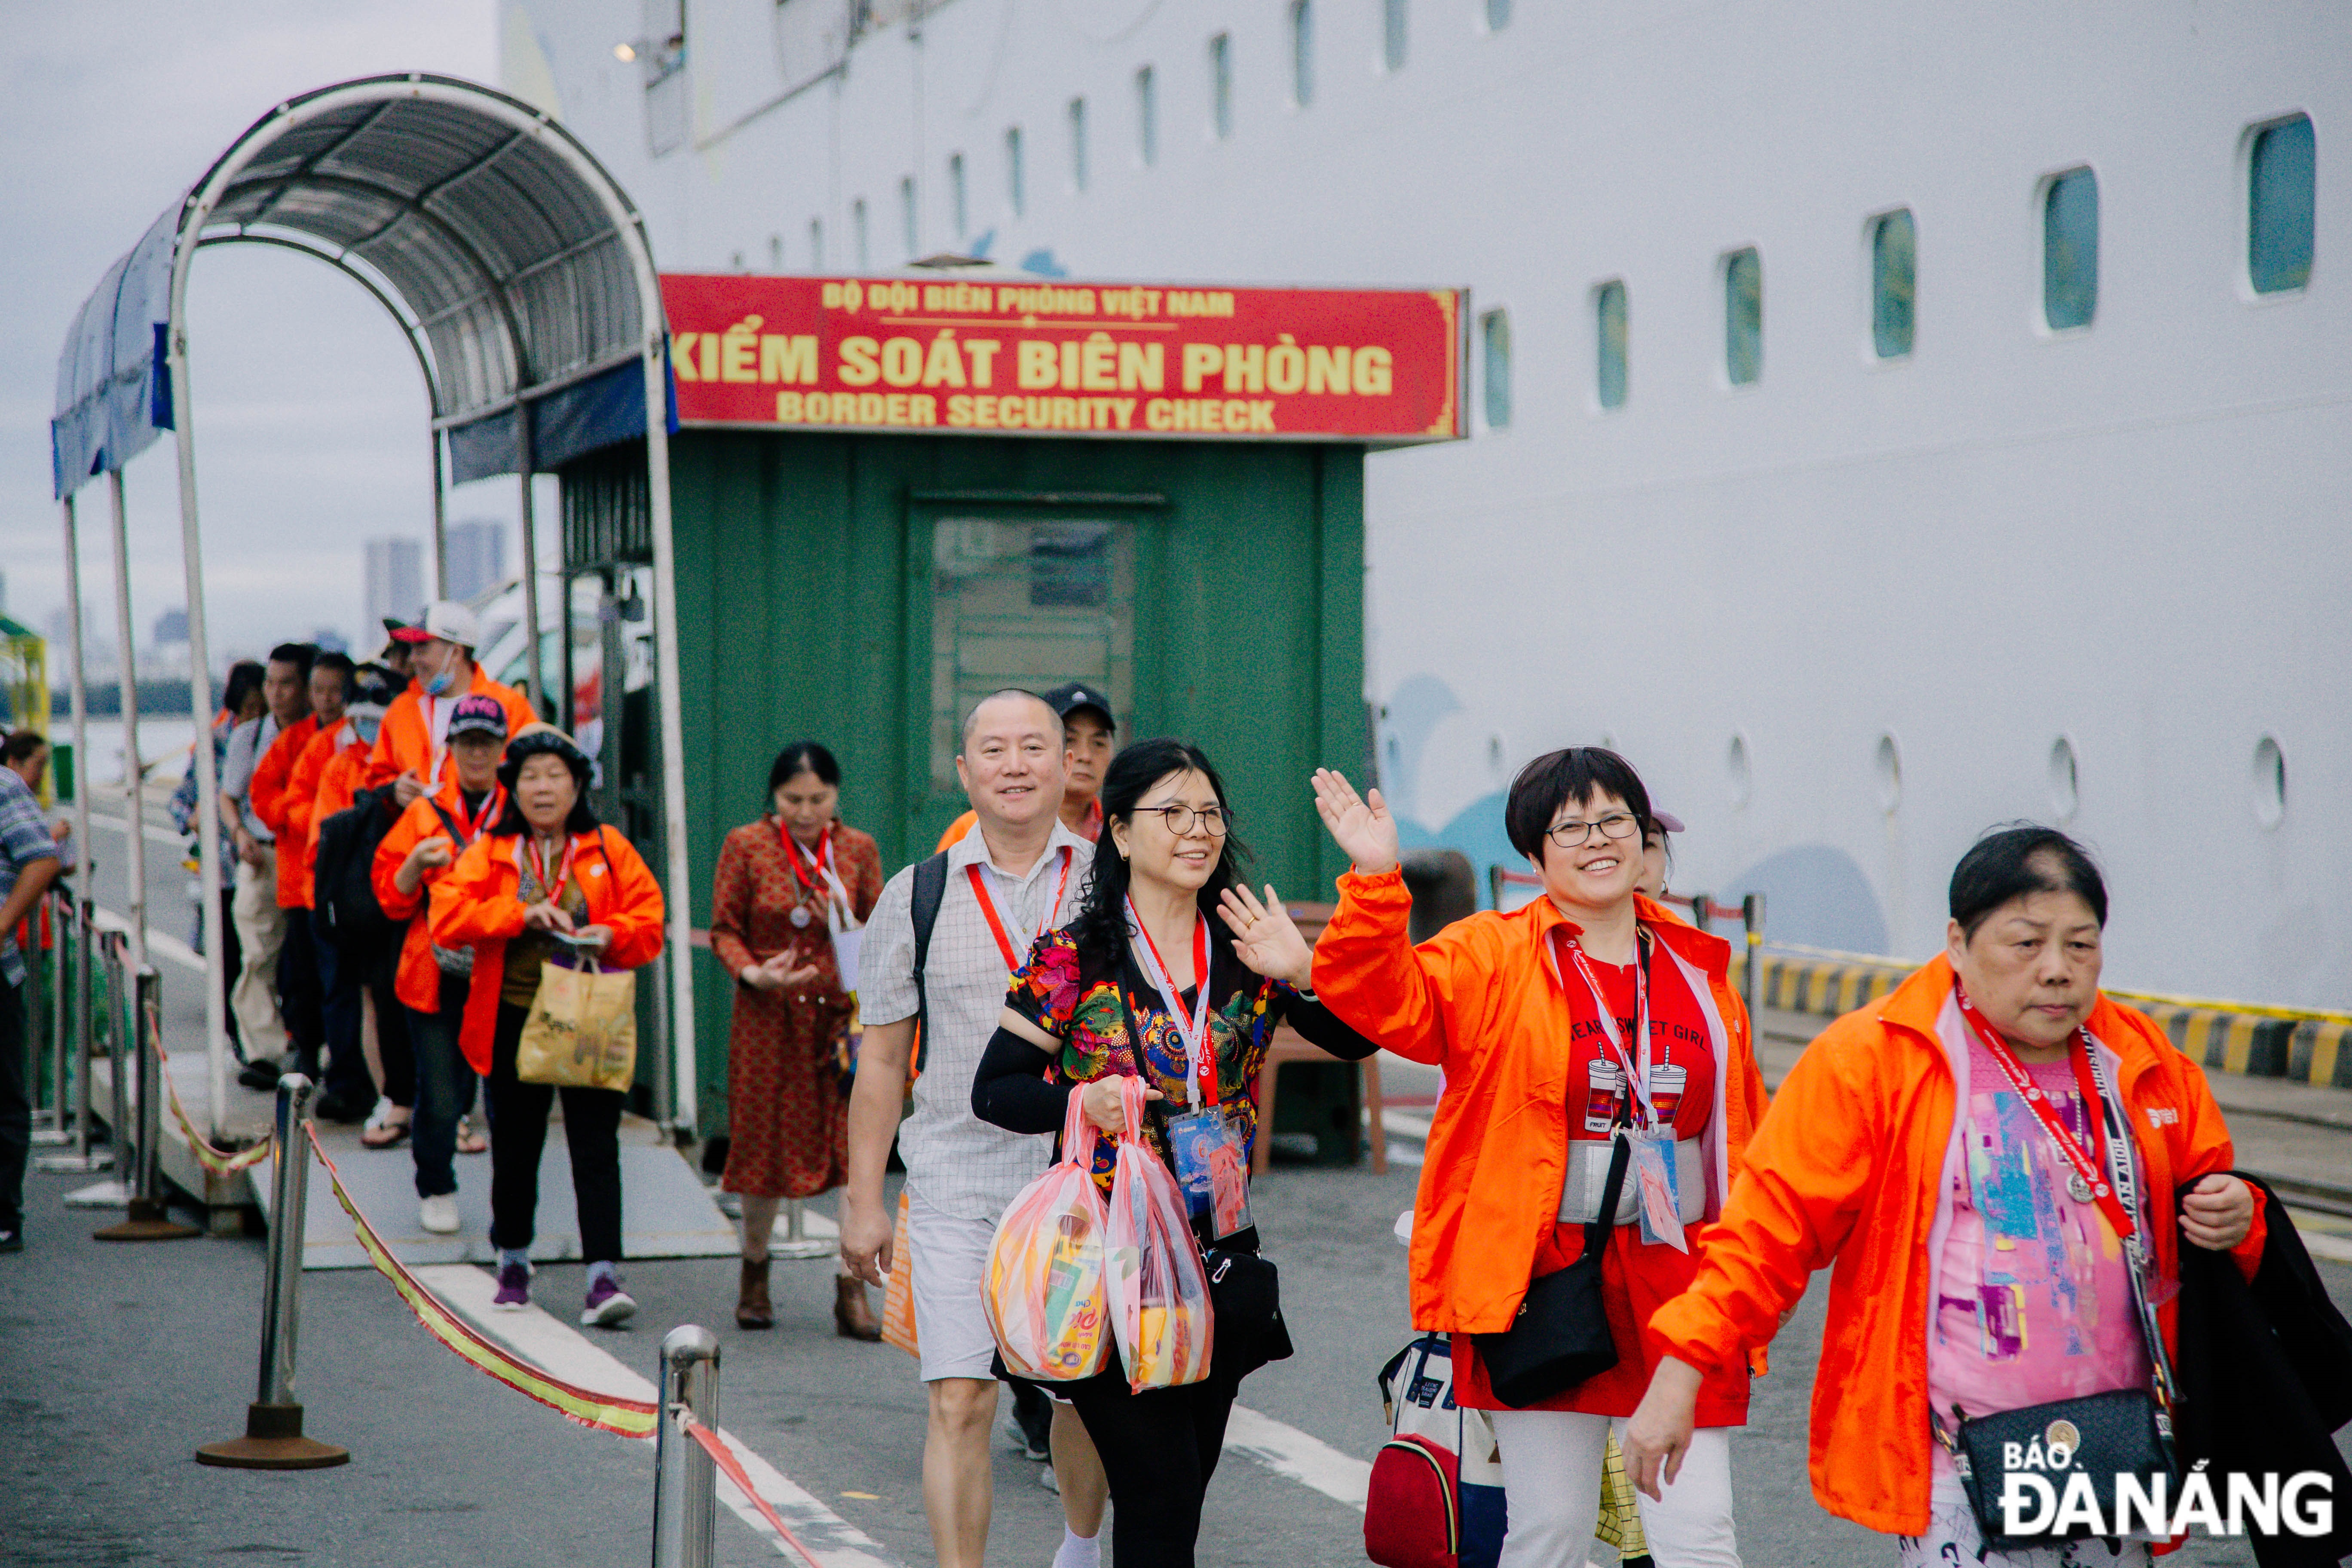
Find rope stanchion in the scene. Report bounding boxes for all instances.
[93,966,200,1242]
[308,1124,659,1438]
[680,1415,826,1568]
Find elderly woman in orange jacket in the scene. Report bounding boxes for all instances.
[430,725,665,1328]
[1626,826,2261,1568]
[1309,752,1766,1568]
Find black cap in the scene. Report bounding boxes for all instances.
[1041,681,1116,731]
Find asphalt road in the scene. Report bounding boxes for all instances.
[8,799,2346,1566]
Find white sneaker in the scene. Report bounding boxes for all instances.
[419,1194,460,1234]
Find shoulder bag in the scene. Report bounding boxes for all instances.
[1470,1130,1629,1409]
[515,830,639,1091]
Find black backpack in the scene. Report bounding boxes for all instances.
[313,784,404,953]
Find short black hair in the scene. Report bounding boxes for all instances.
[267,642,315,676]
[493,730,599,836]
[2,730,47,765]
[1504,747,1654,862]
[767,740,842,796]
[311,651,355,692]
[221,660,266,717]
[1949,824,2108,939]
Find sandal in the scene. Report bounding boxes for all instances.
[455,1115,488,1155]
[360,1101,413,1150]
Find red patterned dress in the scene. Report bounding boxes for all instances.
[711,818,884,1199]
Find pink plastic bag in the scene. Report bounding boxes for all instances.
[984,1087,1113,1381]
[1104,1078,1215,1391]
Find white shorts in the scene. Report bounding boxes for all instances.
[906,1190,1000,1384]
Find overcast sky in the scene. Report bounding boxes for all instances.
[0,1,527,671]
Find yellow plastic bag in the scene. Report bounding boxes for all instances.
[515,955,637,1091]
[985,1089,1112,1381]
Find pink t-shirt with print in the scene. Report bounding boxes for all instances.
[1928,1035,2151,1432]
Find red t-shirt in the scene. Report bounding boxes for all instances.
[1564,942,1715,1140]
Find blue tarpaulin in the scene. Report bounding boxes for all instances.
[51,203,180,499]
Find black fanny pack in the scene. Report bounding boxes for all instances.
[1202,1240,1291,1378]
[1471,1132,1629,1408]
[1933,1041,2180,1549]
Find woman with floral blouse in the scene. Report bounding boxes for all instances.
[971,738,1377,1568]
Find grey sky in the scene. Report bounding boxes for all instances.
[0,1,525,669]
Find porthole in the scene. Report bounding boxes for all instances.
[1726,733,1752,808]
[1874,733,1902,814]
[2252,735,2286,829]
[2048,737,2079,822]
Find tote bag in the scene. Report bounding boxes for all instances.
[516,949,638,1091]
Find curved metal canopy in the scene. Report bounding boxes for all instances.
[53,72,665,495]
[45,74,698,1142]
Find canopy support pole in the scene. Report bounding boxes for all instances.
[641,345,696,1136]
[104,472,147,981]
[517,419,544,720]
[168,318,231,1139]
[59,498,94,946]
[430,429,448,602]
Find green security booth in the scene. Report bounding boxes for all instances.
[565,271,1464,1136]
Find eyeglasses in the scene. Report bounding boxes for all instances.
[1138,804,1231,837]
[1544,811,1640,849]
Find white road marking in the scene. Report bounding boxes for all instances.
[415,1264,901,1567]
[1223,1403,1372,1510]
[2288,1210,2352,1264]
[87,905,205,974]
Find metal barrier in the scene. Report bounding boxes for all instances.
[28,889,71,1147]
[92,965,199,1243]
[197,1072,348,1469]
[62,928,135,1207]
[772,1200,831,1261]
[35,895,108,1175]
[651,1326,721,1568]
[1488,865,1768,1024]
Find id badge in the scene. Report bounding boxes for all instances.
[1632,1133,1688,1253]
[1167,1109,1254,1239]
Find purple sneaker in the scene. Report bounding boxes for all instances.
[581,1274,637,1328]
[491,1260,532,1311]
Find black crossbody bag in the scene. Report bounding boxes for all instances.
[1471,1130,1630,1409]
[1932,1040,2180,1550]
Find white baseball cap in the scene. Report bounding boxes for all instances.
[390,600,481,649]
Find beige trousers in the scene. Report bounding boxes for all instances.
[230,847,290,1061]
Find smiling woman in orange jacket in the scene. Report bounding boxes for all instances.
[1309,752,1766,1568]
[1625,826,2262,1567]
[429,725,664,1329]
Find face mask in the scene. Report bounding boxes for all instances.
[423,668,456,697]
[352,715,383,745]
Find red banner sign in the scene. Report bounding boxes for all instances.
[661,274,1464,444]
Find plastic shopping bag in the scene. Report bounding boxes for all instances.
[1105,1078,1215,1391]
[881,1188,919,1358]
[983,1087,1113,1381]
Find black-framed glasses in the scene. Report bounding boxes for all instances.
[1139,804,1232,837]
[1544,811,1640,849]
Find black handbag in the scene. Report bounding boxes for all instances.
[1204,1244,1292,1378]
[1472,1132,1630,1409]
[1932,1041,2181,1549]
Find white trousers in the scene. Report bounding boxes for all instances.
[1489,1409,1740,1568]
[229,850,289,1060]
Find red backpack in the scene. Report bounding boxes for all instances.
[1365,1335,1505,1568]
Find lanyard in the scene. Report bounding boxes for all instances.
[1953,986,2136,1245]
[456,786,503,843]
[1552,930,1657,1130]
[1126,897,1217,1109]
[525,833,577,909]
[965,847,1074,971]
[779,822,832,895]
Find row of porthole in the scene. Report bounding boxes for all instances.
[1718,732,2290,829]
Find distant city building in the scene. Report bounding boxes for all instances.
[152,608,188,647]
[364,537,426,629]
[444,519,508,601]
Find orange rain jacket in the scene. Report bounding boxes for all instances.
[1646,952,2268,1537]
[276,721,355,910]
[1311,867,1770,1337]
[247,714,321,908]
[366,666,535,791]
[428,825,665,1075]
[371,778,503,1014]
[307,725,377,851]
